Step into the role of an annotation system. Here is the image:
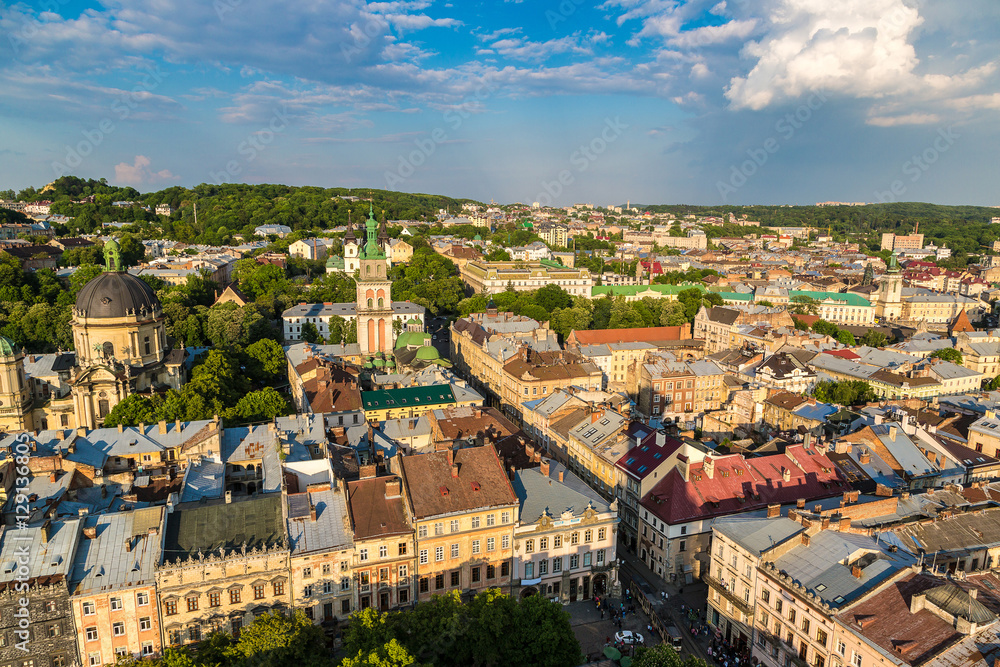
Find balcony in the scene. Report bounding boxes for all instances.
[705,575,753,616]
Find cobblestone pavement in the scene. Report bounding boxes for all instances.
[565,597,660,663]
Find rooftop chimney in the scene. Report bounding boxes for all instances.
[540,459,550,477]
[309,504,317,522]
[767,503,780,518]
[445,450,453,467]
[703,456,715,479]
[158,420,167,435]
[117,424,123,433]
[888,425,897,440]
[859,449,871,465]
[801,533,811,547]
[558,471,564,483]
[225,490,232,504]
[852,564,863,579]
[796,498,805,509]
[125,537,132,552]
[385,480,401,498]
[451,463,460,478]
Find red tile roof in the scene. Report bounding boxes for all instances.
[570,326,688,346]
[823,349,862,360]
[399,446,518,519]
[616,434,684,480]
[641,444,846,525]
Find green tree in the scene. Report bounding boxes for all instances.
[227,610,330,667]
[227,387,291,423]
[930,347,963,364]
[633,644,710,667]
[859,329,888,347]
[341,639,424,667]
[117,233,146,268]
[102,394,163,427]
[790,295,821,315]
[813,380,876,406]
[836,329,856,346]
[244,338,286,382]
[484,247,511,261]
[301,321,321,343]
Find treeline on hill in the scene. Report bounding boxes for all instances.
[640,202,1000,266]
[14,176,479,245]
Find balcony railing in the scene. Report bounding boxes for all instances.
[705,575,753,616]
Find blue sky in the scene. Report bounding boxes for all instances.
[1,0,998,206]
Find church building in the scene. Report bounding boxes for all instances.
[67,238,186,428]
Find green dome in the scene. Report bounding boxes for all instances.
[0,335,17,357]
[415,345,440,360]
[473,234,482,241]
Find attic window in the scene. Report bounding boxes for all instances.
[815,584,827,592]
[471,482,481,492]
[833,596,845,604]
[3,561,14,574]
[439,486,449,496]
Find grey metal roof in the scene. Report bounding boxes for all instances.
[69,508,163,596]
[180,459,225,502]
[713,516,803,557]
[771,530,913,607]
[513,461,611,524]
[286,488,354,555]
[871,424,936,478]
[0,518,81,584]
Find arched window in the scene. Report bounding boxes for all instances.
[368,298,373,308]
[102,341,114,359]
[366,265,371,275]
[378,298,384,308]
[144,336,151,355]
[378,264,383,276]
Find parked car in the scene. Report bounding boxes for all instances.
[615,630,644,645]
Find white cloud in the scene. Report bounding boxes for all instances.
[114,155,178,185]
[724,0,998,114]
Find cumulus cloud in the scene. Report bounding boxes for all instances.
[724,0,997,114]
[114,155,178,185]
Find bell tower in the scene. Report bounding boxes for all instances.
[876,252,903,321]
[356,205,394,355]
[0,336,33,432]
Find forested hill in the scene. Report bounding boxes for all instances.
[12,176,479,244]
[640,202,999,232]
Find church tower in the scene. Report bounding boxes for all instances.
[356,205,394,355]
[876,252,903,321]
[0,336,33,433]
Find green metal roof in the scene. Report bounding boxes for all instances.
[362,384,456,410]
[788,290,872,307]
[0,335,17,356]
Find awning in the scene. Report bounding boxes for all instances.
[520,577,542,586]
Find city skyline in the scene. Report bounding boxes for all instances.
[1,0,998,206]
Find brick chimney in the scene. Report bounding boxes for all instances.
[767,503,780,518]
[385,480,401,498]
[558,471,564,483]
[451,463,460,478]
[801,533,810,547]
[703,456,715,479]
[796,498,805,509]
[852,564,863,579]
[859,449,871,465]
[445,450,453,467]
[888,425,897,440]
[158,420,167,434]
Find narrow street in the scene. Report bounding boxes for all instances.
[616,547,714,664]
